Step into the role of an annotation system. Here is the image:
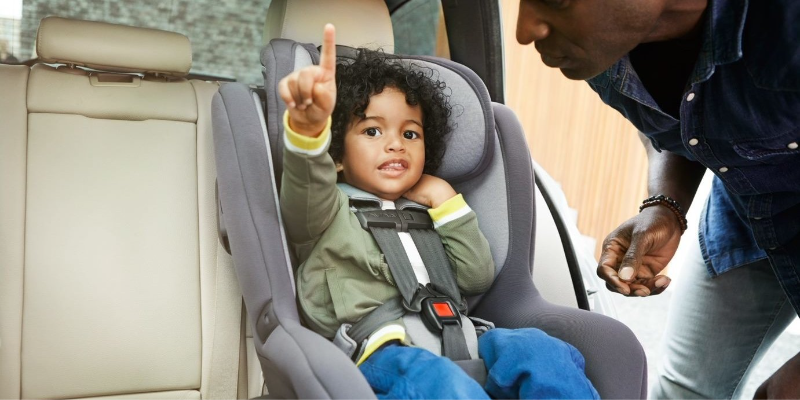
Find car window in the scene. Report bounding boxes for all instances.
[0,0,272,86]
[2,0,453,79]
[391,0,449,59]
[0,1,22,65]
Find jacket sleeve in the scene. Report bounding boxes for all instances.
[428,194,495,295]
[279,111,341,260]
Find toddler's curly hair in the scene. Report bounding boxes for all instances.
[330,49,452,175]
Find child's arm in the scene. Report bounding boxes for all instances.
[404,175,496,295]
[278,25,340,247]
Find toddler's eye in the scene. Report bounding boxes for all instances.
[403,131,420,139]
[364,127,382,137]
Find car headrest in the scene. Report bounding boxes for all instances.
[401,56,495,183]
[36,16,192,77]
[321,47,495,183]
[265,0,394,53]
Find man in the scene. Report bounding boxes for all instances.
[515,0,799,398]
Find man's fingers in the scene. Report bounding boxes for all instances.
[598,244,621,270]
[618,238,647,282]
[597,239,632,294]
[639,275,671,296]
[319,23,337,80]
[604,276,669,297]
[628,281,651,297]
[598,264,631,295]
[604,280,632,296]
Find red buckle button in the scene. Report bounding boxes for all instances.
[432,302,454,317]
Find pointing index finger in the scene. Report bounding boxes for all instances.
[319,23,336,80]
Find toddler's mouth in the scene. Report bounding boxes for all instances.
[378,159,408,170]
[378,159,409,177]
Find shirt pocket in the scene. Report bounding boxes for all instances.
[731,128,800,164]
[325,268,355,322]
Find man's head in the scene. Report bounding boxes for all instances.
[516,0,666,80]
[330,49,451,198]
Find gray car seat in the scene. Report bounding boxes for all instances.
[211,3,647,399]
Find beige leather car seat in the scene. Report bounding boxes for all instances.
[0,16,259,399]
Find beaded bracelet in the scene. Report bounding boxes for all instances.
[639,194,688,232]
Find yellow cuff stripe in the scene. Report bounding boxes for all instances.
[428,194,468,222]
[283,110,331,152]
[355,324,406,366]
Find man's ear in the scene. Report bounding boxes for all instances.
[335,163,344,172]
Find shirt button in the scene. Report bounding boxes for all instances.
[719,167,729,173]
[689,138,699,146]
[789,142,799,150]
[686,93,696,101]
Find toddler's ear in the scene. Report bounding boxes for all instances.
[335,163,344,172]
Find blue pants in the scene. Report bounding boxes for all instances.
[358,327,600,399]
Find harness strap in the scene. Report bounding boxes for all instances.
[348,289,475,363]
[349,200,475,364]
[408,229,462,308]
[369,227,420,306]
[442,324,471,361]
[348,296,406,344]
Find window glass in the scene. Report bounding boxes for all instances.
[0,0,272,85]
[0,1,23,64]
[391,0,449,59]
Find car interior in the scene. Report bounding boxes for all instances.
[0,0,644,398]
[0,14,262,399]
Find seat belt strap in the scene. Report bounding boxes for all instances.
[369,226,421,306]
[347,296,406,344]
[408,229,461,307]
[346,296,472,362]
[442,324,471,361]
[351,203,474,363]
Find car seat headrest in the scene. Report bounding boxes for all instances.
[329,48,495,182]
[36,16,192,77]
[265,0,394,53]
[400,56,495,183]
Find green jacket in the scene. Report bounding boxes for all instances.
[280,116,495,338]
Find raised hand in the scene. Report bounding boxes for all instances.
[278,23,337,137]
[596,206,681,297]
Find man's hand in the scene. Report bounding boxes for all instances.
[754,351,800,399]
[596,206,682,296]
[278,24,337,137]
[403,174,457,209]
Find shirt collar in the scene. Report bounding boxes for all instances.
[691,0,748,83]
[597,0,748,87]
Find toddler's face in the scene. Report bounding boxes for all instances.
[339,87,425,201]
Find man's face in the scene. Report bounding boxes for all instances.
[516,0,662,80]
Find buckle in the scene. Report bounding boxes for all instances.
[355,209,432,232]
[421,297,461,332]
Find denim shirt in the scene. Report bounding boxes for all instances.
[587,0,800,312]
